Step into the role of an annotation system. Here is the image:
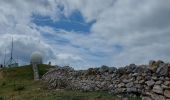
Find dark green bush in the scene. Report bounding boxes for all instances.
[0,96,4,100]
[1,82,6,86]
[14,84,25,91]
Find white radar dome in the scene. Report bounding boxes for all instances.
[30,51,43,64]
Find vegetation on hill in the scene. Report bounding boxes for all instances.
[0,65,140,100]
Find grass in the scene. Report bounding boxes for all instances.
[0,65,141,100]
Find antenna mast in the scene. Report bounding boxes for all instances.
[10,37,13,61]
[4,48,6,67]
[6,37,18,67]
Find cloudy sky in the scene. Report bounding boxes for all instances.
[0,0,170,69]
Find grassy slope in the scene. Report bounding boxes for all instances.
[0,65,140,100]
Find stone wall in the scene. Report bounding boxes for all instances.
[42,60,170,100]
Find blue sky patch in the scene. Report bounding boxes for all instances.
[113,44,124,53]
[32,11,95,33]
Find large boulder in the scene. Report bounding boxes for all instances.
[149,60,158,72]
[156,63,168,76]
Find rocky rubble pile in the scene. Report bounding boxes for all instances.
[42,60,170,100]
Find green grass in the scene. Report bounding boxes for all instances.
[1,64,52,80]
[0,65,141,100]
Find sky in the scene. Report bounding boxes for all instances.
[0,0,170,69]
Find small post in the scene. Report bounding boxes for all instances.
[32,64,39,80]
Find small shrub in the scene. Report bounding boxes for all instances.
[0,96,4,100]
[14,84,25,91]
[1,82,6,86]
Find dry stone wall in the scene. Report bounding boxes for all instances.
[42,60,170,100]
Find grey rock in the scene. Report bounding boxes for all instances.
[118,83,125,88]
[161,84,169,89]
[152,76,158,81]
[149,60,156,67]
[150,93,166,100]
[149,60,158,72]
[116,67,126,75]
[127,87,137,93]
[125,82,134,88]
[132,73,139,77]
[136,76,143,80]
[134,65,148,73]
[155,81,163,85]
[122,79,131,83]
[94,87,100,91]
[135,84,142,89]
[134,80,139,84]
[122,97,129,100]
[82,85,91,92]
[159,76,165,81]
[99,65,109,73]
[108,84,114,90]
[164,90,170,98]
[165,77,170,80]
[146,80,155,87]
[164,81,170,86]
[125,64,136,73]
[114,88,126,94]
[142,96,152,100]
[152,85,163,94]
[139,80,145,84]
[108,67,117,73]
[144,85,150,91]
[62,66,74,71]
[156,63,168,76]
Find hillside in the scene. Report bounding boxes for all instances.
[0,64,53,100]
[0,65,137,100]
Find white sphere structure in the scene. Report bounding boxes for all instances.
[30,51,43,64]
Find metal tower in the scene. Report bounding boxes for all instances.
[6,38,18,67]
